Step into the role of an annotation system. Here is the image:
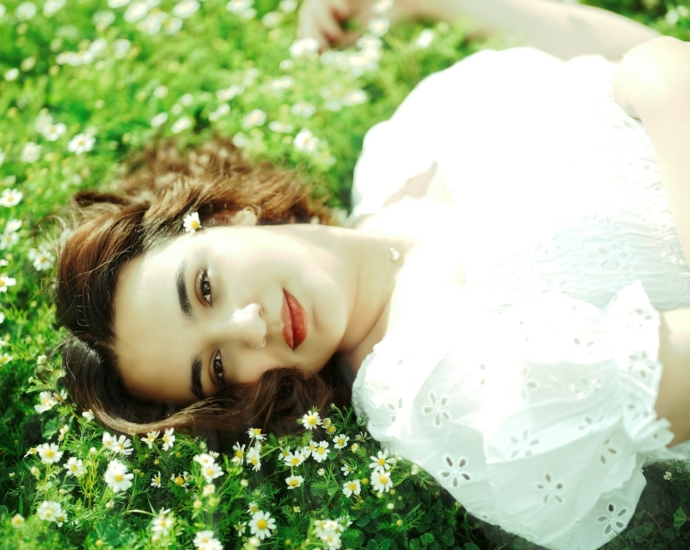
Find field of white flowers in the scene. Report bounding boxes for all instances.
[1,0,690,548]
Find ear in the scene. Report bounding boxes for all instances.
[208,207,258,227]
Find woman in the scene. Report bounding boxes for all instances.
[58,1,690,548]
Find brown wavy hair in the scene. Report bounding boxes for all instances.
[56,137,353,451]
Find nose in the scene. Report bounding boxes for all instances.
[214,302,267,349]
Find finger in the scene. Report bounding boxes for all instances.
[317,12,346,45]
[330,0,352,21]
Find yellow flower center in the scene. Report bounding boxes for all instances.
[348,483,357,491]
[289,479,298,487]
[45,450,54,458]
[378,458,385,466]
[235,450,243,458]
[379,474,389,484]
[114,473,123,482]
[290,458,299,465]
[257,519,268,530]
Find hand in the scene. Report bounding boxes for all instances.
[297,0,411,51]
[613,36,690,120]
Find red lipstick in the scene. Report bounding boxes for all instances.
[282,289,307,350]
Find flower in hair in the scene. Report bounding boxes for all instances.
[183,212,202,233]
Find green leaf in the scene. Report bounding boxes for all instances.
[441,528,455,546]
[674,508,687,529]
[357,515,371,528]
[463,544,481,550]
[380,539,392,550]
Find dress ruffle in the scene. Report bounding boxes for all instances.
[353,282,683,550]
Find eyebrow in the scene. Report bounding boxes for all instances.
[191,355,205,400]
[176,259,195,321]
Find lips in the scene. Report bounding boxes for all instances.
[282,289,307,350]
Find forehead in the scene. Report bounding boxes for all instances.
[113,235,196,401]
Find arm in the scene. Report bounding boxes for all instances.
[298,0,660,60]
[399,0,661,60]
[613,37,690,265]
[657,309,690,446]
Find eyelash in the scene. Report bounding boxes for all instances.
[198,269,212,305]
[213,350,225,387]
[197,269,224,386]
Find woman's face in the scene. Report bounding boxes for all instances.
[113,224,349,404]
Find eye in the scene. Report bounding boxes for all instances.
[197,269,212,305]
[213,351,225,387]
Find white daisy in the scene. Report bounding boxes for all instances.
[293,128,319,154]
[150,112,168,128]
[0,274,16,291]
[147,471,160,488]
[183,212,202,233]
[161,428,175,450]
[216,84,244,101]
[143,431,159,448]
[371,469,393,493]
[43,0,66,17]
[171,115,193,134]
[193,530,222,550]
[10,514,24,527]
[111,434,133,455]
[42,122,67,141]
[0,352,12,366]
[246,446,261,471]
[64,457,86,478]
[369,450,393,471]
[0,189,22,207]
[171,471,190,488]
[232,442,245,464]
[285,474,303,490]
[28,245,55,271]
[312,441,329,463]
[342,479,361,497]
[246,427,266,441]
[226,0,253,15]
[15,2,37,21]
[202,484,215,497]
[4,68,19,82]
[34,391,57,413]
[283,451,305,468]
[200,462,224,484]
[37,501,66,526]
[21,142,41,163]
[172,0,198,18]
[415,29,435,49]
[289,37,319,58]
[123,1,149,22]
[341,463,353,476]
[368,17,390,36]
[101,434,117,453]
[301,410,322,430]
[242,109,266,129]
[37,443,63,464]
[248,510,276,540]
[67,133,95,155]
[333,434,349,449]
[104,459,133,492]
[151,509,175,535]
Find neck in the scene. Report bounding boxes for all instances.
[326,226,412,375]
[271,223,411,374]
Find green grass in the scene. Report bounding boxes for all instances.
[1,0,690,548]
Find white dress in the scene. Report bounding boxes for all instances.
[350,48,690,550]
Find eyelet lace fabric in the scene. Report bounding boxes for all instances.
[351,48,690,549]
